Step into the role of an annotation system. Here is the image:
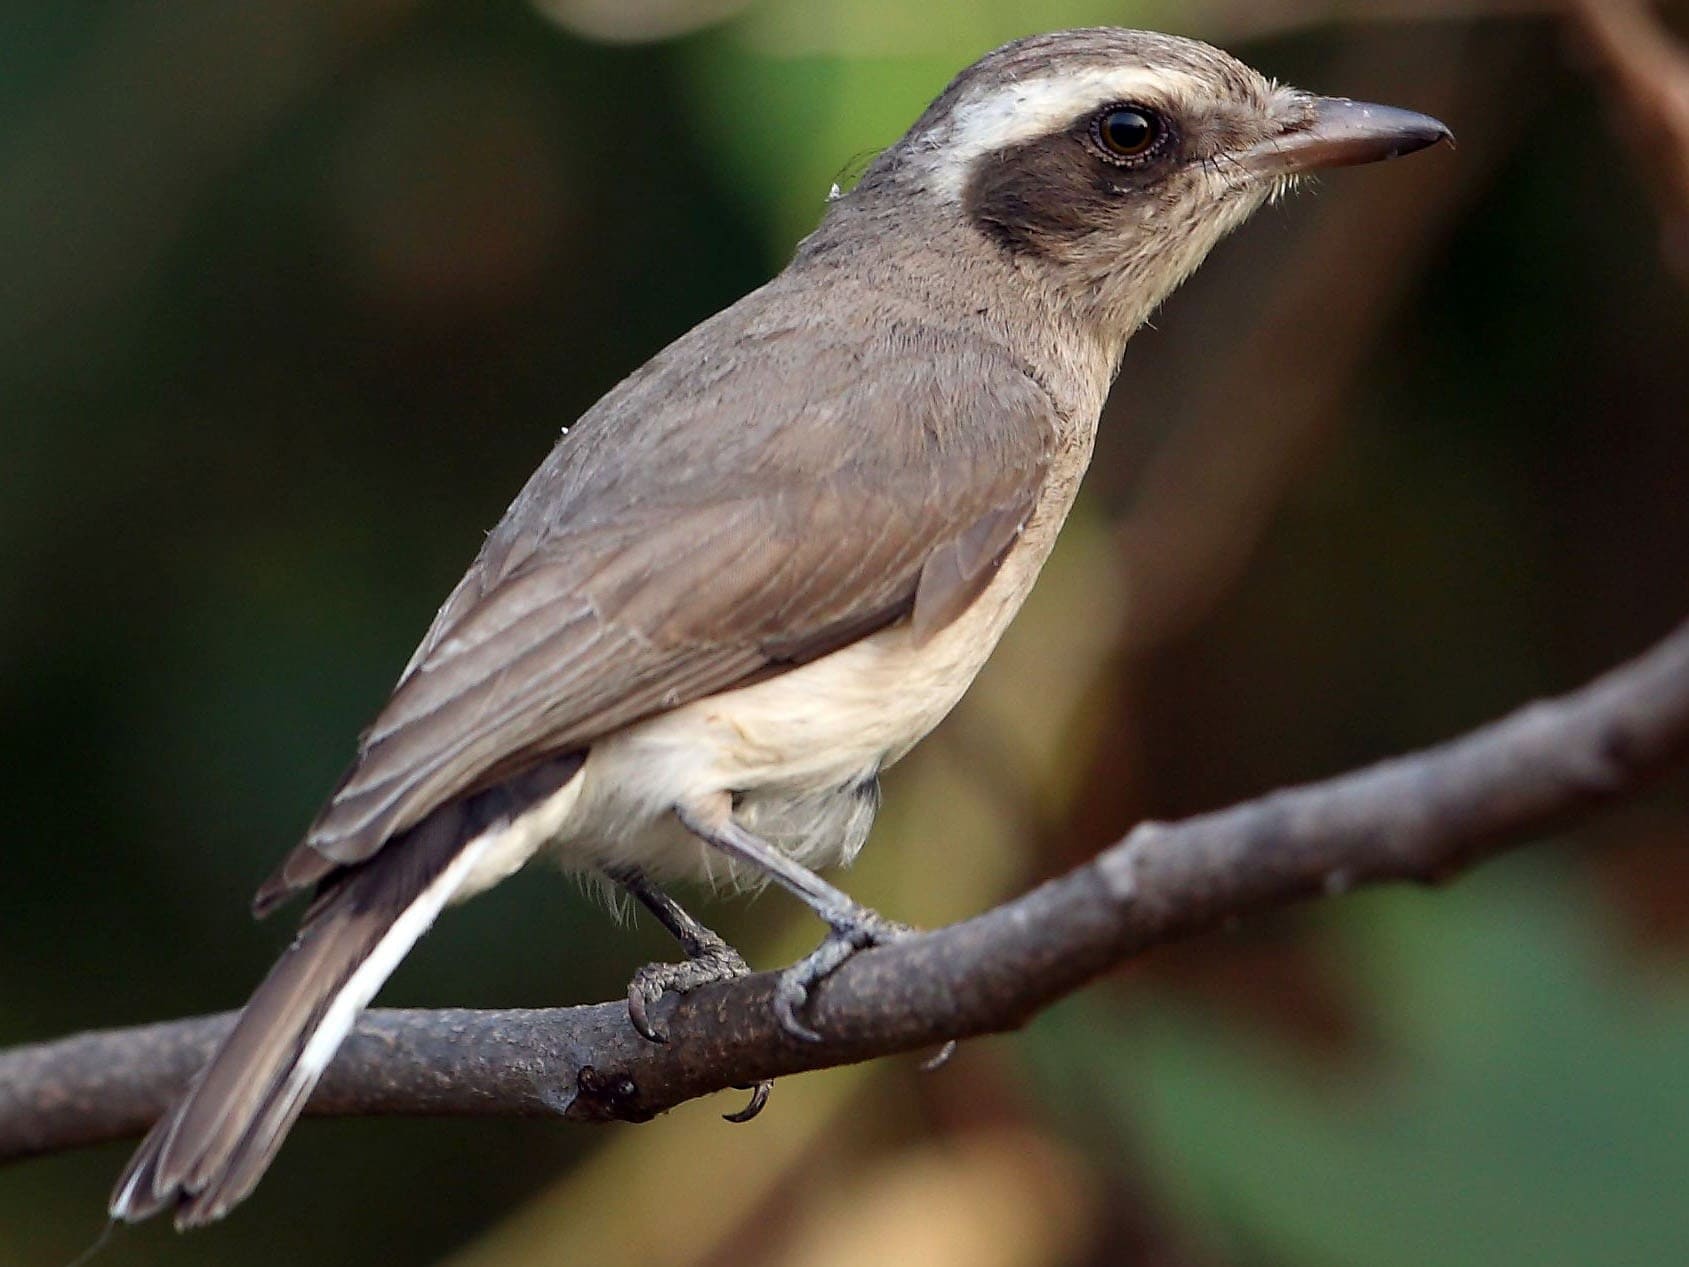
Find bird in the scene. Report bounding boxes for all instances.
[110,26,1450,1228]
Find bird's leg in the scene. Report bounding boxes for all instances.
[675,797,915,1042]
[608,865,771,1122]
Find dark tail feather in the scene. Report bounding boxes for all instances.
[108,809,490,1229]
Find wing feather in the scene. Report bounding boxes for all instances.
[261,305,1060,906]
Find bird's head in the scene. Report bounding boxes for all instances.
[847,28,1450,358]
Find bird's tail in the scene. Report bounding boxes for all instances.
[109,811,493,1229]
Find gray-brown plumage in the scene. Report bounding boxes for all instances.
[257,304,1056,903]
[111,27,1449,1228]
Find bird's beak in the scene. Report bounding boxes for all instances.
[1239,96,1453,175]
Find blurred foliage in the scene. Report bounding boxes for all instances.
[3,1,1688,1266]
[1033,861,1689,1265]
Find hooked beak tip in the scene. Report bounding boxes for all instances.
[1242,97,1453,175]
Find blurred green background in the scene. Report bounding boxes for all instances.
[4,1,1689,1265]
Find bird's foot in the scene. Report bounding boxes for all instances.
[774,906,915,1042]
[611,864,773,1122]
[626,938,773,1121]
[625,936,751,1045]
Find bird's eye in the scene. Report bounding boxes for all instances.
[1092,106,1163,162]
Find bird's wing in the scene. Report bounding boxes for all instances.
[256,324,1057,910]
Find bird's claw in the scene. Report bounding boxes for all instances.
[920,1040,958,1073]
[624,942,752,1044]
[773,908,915,1043]
[724,1080,773,1123]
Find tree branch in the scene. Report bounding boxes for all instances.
[4,616,1688,1167]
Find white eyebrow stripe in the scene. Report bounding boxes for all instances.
[915,66,1204,201]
